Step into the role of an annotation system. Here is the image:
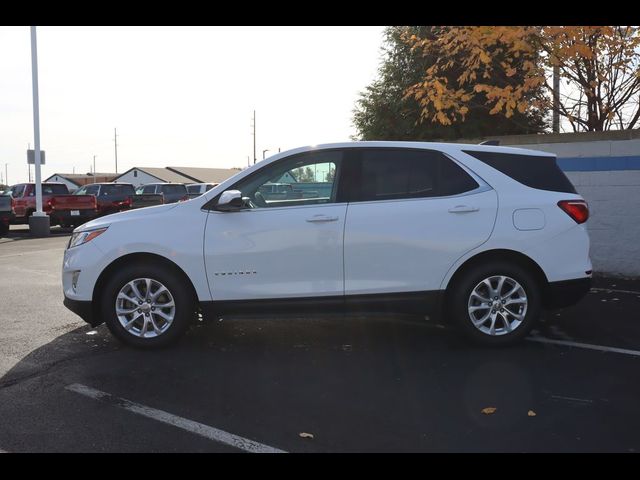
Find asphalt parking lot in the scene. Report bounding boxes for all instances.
[1,224,640,452]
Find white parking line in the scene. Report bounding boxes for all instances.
[66,383,286,453]
[590,287,640,295]
[527,337,640,357]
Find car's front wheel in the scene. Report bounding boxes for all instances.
[449,261,541,346]
[101,263,195,348]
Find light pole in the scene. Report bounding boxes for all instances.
[29,25,49,236]
[93,155,97,183]
[262,149,270,160]
[4,163,7,186]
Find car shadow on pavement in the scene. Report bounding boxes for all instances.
[1,312,639,452]
[0,225,73,243]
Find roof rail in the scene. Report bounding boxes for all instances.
[479,140,500,146]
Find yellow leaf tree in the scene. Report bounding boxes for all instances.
[403,26,640,132]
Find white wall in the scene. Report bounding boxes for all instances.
[114,169,163,187]
[509,139,640,158]
[564,170,640,278]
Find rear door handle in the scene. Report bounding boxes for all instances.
[448,205,479,213]
[306,215,339,223]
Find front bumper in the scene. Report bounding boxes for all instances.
[63,296,101,326]
[544,277,592,309]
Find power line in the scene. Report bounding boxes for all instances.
[114,127,119,173]
[251,110,256,164]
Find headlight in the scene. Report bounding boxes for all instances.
[68,227,108,249]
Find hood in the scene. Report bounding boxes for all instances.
[74,203,180,232]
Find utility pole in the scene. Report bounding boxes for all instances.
[114,127,118,173]
[29,25,49,236]
[27,143,31,182]
[251,110,256,164]
[552,66,560,133]
[93,155,97,183]
[4,163,7,186]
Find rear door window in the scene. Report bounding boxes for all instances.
[82,185,100,196]
[100,184,135,196]
[462,150,577,194]
[138,185,157,194]
[42,184,69,195]
[353,149,479,202]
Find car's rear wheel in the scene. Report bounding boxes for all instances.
[449,261,541,346]
[101,263,194,348]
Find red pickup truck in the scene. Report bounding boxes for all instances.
[7,182,97,227]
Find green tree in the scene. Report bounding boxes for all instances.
[293,166,316,182]
[352,26,547,141]
[325,167,335,182]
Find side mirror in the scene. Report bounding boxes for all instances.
[215,190,250,211]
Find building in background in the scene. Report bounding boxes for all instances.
[113,166,241,187]
[44,173,117,192]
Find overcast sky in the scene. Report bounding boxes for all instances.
[0,26,385,185]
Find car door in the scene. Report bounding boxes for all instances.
[204,149,346,301]
[343,148,498,295]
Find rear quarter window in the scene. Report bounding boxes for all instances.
[462,150,576,194]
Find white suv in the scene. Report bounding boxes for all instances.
[62,142,591,348]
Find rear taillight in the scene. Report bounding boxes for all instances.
[47,199,55,210]
[558,200,589,224]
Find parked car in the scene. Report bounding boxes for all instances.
[135,183,188,204]
[49,194,97,228]
[186,183,217,199]
[8,182,96,226]
[73,183,136,217]
[62,142,592,349]
[0,194,13,236]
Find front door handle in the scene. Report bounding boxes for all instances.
[448,205,479,213]
[306,215,339,223]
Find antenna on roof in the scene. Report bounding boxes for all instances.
[479,140,500,146]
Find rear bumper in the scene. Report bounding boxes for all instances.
[51,209,97,225]
[544,277,591,309]
[63,296,100,326]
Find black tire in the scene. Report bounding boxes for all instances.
[0,223,8,237]
[448,261,541,346]
[101,262,195,349]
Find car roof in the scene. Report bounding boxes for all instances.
[266,141,555,160]
[140,182,184,186]
[86,182,134,186]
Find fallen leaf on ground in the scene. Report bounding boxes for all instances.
[528,410,537,417]
[481,407,497,415]
[299,432,314,439]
